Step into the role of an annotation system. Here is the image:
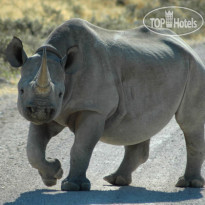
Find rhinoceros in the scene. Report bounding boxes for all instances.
[6,18,205,191]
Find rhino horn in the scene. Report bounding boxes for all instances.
[35,47,51,94]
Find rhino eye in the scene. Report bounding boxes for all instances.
[20,88,24,95]
[59,92,63,98]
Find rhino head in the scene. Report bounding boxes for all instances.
[6,37,70,124]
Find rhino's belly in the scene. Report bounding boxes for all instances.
[101,67,187,145]
[101,107,175,146]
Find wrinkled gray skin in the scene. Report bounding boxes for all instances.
[6,18,205,191]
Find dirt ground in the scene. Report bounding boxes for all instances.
[0,42,205,205]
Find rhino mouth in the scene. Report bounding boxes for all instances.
[25,105,55,123]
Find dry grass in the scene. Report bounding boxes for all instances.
[0,77,18,96]
[0,0,138,22]
[0,85,17,96]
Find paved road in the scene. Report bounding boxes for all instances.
[0,42,205,205]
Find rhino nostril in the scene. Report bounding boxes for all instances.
[26,106,55,119]
[26,107,35,113]
[44,108,55,116]
[27,107,32,113]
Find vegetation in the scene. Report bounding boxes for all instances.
[0,0,204,82]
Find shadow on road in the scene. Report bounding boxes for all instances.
[4,186,204,205]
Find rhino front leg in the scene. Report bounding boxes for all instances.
[104,139,150,186]
[27,122,64,186]
[61,111,105,191]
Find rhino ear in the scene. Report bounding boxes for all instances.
[63,46,78,69]
[6,36,28,68]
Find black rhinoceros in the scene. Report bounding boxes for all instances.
[6,18,205,191]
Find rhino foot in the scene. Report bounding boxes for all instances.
[176,176,205,188]
[103,173,131,186]
[61,177,91,191]
[39,158,63,187]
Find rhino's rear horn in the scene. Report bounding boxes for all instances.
[35,47,51,94]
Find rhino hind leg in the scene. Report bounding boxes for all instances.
[175,82,205,187]
[175,120,205,188]
[174,58,205,188]
[104,139,150,186]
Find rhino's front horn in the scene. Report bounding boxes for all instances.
[35,47,51,95]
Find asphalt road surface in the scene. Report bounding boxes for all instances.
[0,42,205,205]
